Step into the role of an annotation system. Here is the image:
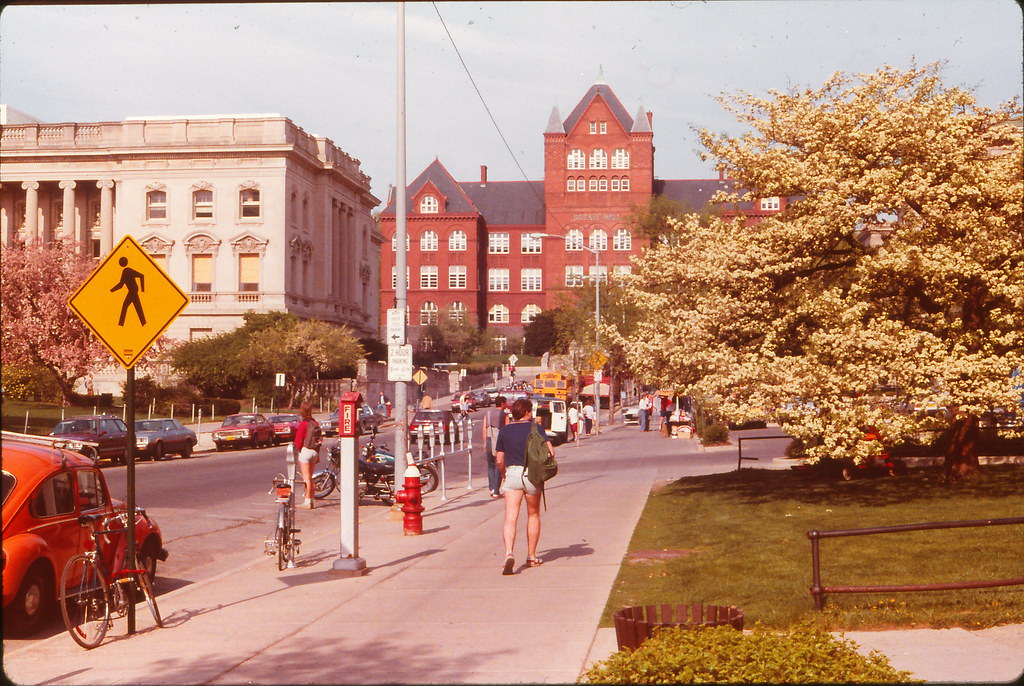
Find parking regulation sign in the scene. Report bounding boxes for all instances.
[68,235,189,368]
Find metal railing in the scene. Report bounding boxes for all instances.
[807,517,1024,610]
[736,435,792,470]
[411,417,475,503]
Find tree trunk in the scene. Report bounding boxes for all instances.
[943,414,980,481]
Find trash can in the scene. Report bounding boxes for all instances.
[613,603,743,650]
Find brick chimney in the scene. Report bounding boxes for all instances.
[480,165,488,186]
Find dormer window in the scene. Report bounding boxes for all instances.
[759,197,780,211]
[419,195,439,214]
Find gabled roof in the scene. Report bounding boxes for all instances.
[561,83,634,135]
[461,181,545,226]
[654,178,754,211]
[383,158,479,215]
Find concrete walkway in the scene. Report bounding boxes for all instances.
[4,422,1022,684]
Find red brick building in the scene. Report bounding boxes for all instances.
[378,79,784,351]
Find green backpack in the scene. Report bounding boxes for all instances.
[525,423,558,495]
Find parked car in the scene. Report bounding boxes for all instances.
[49,415,128,463]
[266,413,301,445]
[134,418,198,460]
[466,389,491,408]
[323,406,387,436]
[2,435,167,636]
[409,409,462,443]
[622,405,640,425]
[323,409,339,437]
[212,413,275,451]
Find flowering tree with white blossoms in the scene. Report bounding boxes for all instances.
[612,63,1023,479]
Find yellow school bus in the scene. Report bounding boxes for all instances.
[534,372,572,401]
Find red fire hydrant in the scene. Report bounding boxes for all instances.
[395,463,424,535]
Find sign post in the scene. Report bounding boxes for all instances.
[68,234,189,633]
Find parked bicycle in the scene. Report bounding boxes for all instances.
[59,511,163,649]
[264,471,301,570]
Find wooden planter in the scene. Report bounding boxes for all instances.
[613,603,744,650]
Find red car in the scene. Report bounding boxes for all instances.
[2,435,166,636]
[266,413,301,445]
[212,413,275,451]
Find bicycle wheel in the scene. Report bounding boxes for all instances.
[136,572,163,628]
[276,503,288,571]
[60,555,110,649]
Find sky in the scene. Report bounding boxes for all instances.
[2,1,1021,204]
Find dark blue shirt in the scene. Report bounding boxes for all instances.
[495,421,549,467]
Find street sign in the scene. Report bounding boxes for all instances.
[68,234,189,369]
[386,308,405,345]
[275,373,286,388]
[587,350,608,370]
[412,368,428,386]
[387,344,413,381]
[508,354,518,365]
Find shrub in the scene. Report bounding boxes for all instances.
[579,623,918,684]
[700,422,730,445]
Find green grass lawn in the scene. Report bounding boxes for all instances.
[600,465,1024,631]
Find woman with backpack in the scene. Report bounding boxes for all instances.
[494,398,555,575]
[293,401,322,509]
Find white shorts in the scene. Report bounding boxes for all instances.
[298,446,319,464]
[502,465,539,495]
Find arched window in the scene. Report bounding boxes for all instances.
[566,178,576,192]
[192,189,213,219]
[598,177,608,191]
[448,301,467,323]
[146,190,167,220]
[588,177,598,191]
[419,195,439,213]
[488,304,510,324]
[448,229,467,251]
[521,304,541,323]
[567,149,585,170]
[590,229,608,251]
[611,148,630,169]
[613,228,632,251]
[420,230,438,251]
[621,177,630,191]
[565,229,584,251]
[589,149,607,169]
[419,301,438,325]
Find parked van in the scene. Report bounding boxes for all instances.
[529,395,568,445]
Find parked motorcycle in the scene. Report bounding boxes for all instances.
[313,430,439,504]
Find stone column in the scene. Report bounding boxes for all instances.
[21,181,39,243]
[97,179,114,254]
[59,180,78,248]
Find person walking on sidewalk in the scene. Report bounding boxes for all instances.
[583,401,595,436]
[293,402,322,508]
[483,396,508,498]
[638,393,651,432]
[495,398,554,574]
[567,402,580,441]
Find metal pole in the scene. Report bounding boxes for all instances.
[125,366,137,633]
[593,248,601,435]
[393,2,409,491]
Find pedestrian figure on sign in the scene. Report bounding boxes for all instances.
[111,257,146,326]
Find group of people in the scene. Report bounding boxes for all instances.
[566,401,596,440]
[637,392,671,433]
[483,395,556,574]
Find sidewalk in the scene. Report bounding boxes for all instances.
[5,424,1022,684]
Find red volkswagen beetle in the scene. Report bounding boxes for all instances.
[2,435,166,636]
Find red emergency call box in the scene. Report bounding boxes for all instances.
[338,391,364,437]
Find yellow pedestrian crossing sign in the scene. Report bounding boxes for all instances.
[68,234,189,369]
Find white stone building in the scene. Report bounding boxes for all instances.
[1,111,383,345]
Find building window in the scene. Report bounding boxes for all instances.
[565,265,584,287]
[589,265,608,282]
[566,229,584,251]
[238,253,260,291]
[488,232,509,254]
[420,230,438,251]
[589,149,607,169]
[448,301,467,323]
[566,178,576,192]
[621,177,630,191]
[521,268,543,291]
[600,121,607,134]
[612,264,633,278]
[419,301,439,325]
[240,189,261,218]
[419,195,439,213]
[448,230,467,251]
[598,177,608,191]
[611,148,630,169]
[150,253,168,271]
[589,177,598,191]
[522,304,541,323]
[488,268,509,292]
[392,233,410,251]
[146,190,167,220]
[613,228,632,251]
[420,265,438,289]
[760,197,780,211]
[448,265,467,289]
[191,254,213,292]
[521,233,542,254]
[611,178,620,191]
[590,229,608,251]
[589,121,597,134]
[567,149,585,170]
[488,304,510,323]
[193,189,214,219]
[391,267,409,290]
